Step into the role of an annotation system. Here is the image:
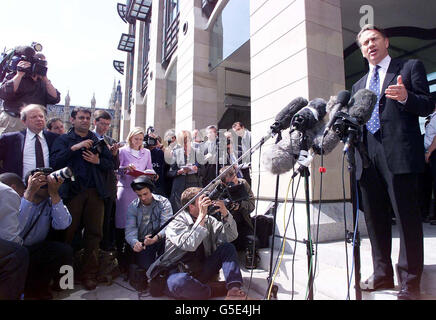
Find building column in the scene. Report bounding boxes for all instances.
[146,0,173,137]
[250,0,367,244]
[174,0,218,133]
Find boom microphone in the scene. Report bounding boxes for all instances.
[269,97,308,134]
[262,130,300,175]
[323,90,350,136]
[291,98,327,133]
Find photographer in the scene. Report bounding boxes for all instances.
[50,107,113,290]
[0,49,60,134]
[145,129,167,197]
[147,187,251,300]
[16,169,73,299]
[209,166,257,262]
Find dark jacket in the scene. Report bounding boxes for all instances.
[49,128,113,200]
[0,129,59,177]
[352,58,433,177]
[0,76,61,116]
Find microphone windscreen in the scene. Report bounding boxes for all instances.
[262,131,300,175]
[336,90,351,107]
[307,98,327,121]
[273,97,308,127]
[348,89,377,125]
[14,46,35,58]
[312,127,341,155]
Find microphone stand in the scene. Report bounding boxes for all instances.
[267,132,282,300]
[291,134,315,300]
[333,115,363,300]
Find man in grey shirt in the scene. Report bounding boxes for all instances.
[147,187,249,300]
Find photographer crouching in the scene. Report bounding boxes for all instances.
[4,169,73,299]
[209,165,258,268]
[147,187,252,300]
[0,45,60,134]
[50,107,113,290]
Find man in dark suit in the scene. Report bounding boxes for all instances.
[353,25,433,300]
[92,109,120,251]
[0,104,58,178]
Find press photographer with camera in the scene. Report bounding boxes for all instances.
[0,104,59,178]
[0,169,72,299]
[147,187,252,300]
[50,107,113,290]
[209,166,255,245]
[0,46,60,134]
[19,169,73,299]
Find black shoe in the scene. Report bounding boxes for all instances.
[397,286,420,300]
[360,275,394,292]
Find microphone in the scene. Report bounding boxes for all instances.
[262,130,301,175]
[323,90,350,136]
[312,125,341,155]
[269,97,308,134]
[14,46,36,58]
[291,98,327,133]
[342,89,377,153]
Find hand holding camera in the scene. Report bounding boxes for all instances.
[25,171,47,202]
[82,149,100,164]
[16,61,32,76]
[71,139,93,152]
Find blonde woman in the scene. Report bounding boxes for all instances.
[167,130,203,212]
[115,127,153,262]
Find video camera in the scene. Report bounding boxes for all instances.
[81,139,107,154]
[205,182,250,220]
[144,126,158,147]
[0,43,47,82]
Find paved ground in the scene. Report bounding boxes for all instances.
[53,222,436,301]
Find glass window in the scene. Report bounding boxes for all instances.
[209,0,250,70]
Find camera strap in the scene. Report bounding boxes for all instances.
[22,201,49,242]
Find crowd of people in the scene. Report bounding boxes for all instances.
[0,69,259,300]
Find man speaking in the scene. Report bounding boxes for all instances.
[353,25,433,300]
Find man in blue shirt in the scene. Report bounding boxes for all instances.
[3,170,72,299]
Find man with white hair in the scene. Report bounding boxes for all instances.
[0,104,59,178]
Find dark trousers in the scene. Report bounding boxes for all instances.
[135,241,165,271]
[101,197,116,251]
[24,241,73,295]
[359,133,423,289]
[64,188,104,278]
[0,239,28,300]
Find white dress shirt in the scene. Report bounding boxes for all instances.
[365,55,391,92]
[22,129,50,178]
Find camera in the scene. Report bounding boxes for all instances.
[0,44,47,82]
[205,182,250,220]
[81,139,107,154]
[144,126,157,147]
[30,167,73,181]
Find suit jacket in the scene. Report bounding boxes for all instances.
[0,129,59,178]
[352,58,433,177]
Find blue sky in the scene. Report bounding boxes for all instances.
[0,0,127,108]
